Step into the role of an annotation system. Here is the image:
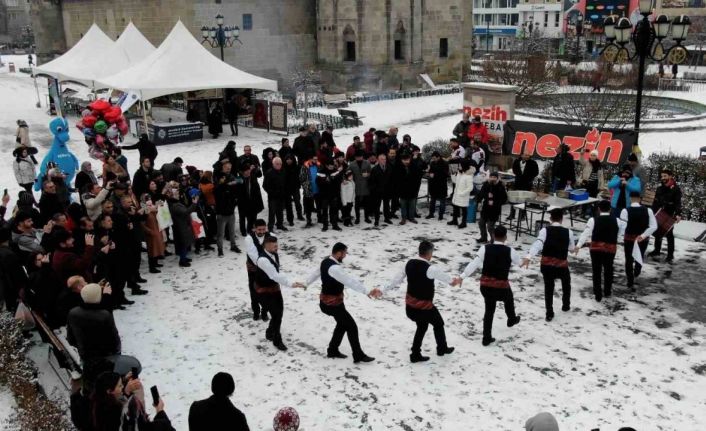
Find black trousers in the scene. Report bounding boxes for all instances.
[624,240,648,287]
[238,208,257,237]
[319,198,339,227]
[246,269,263,315]
[590,251,615,298]
[285,189,303,223]
[540,266,571,316]
[653,229,675,258]
[259,291,283,341]
[354,195,370,221]
[303,196,317,222]
[341,203,353,223]
[267,198,285,229]
[406,306,447,354]
[319,302,364,358]
[480,287,517,340]
[452,205,468,223]
[371,196,391,222]
[229,118,238,136]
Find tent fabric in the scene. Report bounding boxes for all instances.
[94,22,156,86]
[34,24,115,86]
[99,20,277,100]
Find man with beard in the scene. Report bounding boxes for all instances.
[306,243,379,363]
[383,241,461,362]
[649,169,682,263]
[254,235,306,351]
[245,219,272,321]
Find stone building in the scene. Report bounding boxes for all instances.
[30,0,473,92]
[1,0,32,48]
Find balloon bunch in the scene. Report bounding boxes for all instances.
[76,99,129,161]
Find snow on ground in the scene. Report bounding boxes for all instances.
[1,69,706,430]
[0,387,16,431]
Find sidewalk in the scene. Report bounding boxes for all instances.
[674,220,706,242]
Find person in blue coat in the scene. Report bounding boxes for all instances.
[607,164,641,217]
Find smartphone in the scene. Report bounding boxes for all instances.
[131,366,139,379]
[150,385,160,406]
[3,189,7,197]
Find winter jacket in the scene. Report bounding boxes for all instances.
[263,168,287,201]
[551,152,577,185]
[16,125,30,146]
[83,188,111,221]
[512,157,540,191]
[168,199,197,250]
[340,180,355,206]
[132,167,155,199]
[284,158,301,194]
[348,160,371,197]
[452,172,474,207]
[67,303,121,361]
[52,246,95,289]
[214,174,239,215]
[393,163,423,200]
[38,193,65,225]
[13,156,36,185]
[236,175,264,215]
[316,167,342,200]
[11,229,45,254]
[369,162,394,198]
[453,120,471,147]
[160,162,183,183]
[363,131,374,153]
[0,244,27,312]
[652,182,683,217]
[476,181,508,220]
[122,136,158,163]
[578,158,606,191]
[608,175,641,209]
[293,135,315,163]
[299,162,318,198]
[467,123,490,144]
[208,107,223,135]
[428,159,449,199]
[188,395,250,431]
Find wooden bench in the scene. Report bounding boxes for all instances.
[31,310,83,389]
[324,93,348,109]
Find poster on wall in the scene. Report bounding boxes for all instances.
[252,99,269,130]
[269,102,288,133]
[463,99,513,154]
[502,120,635,165]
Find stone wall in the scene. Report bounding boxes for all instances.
[29,0,66,62]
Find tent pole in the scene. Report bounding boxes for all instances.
[142,100,149,136]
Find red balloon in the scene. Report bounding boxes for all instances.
[82,115,98,128]
[89,99,111,113]
[104,106,122,124]
[75,120,85,130]
[95,134,105,147]
[118,122,129,136]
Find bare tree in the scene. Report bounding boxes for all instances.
[479,52,558,99]
[290,68,322,126]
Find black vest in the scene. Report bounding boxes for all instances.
[246,232,266,266]
[592,215,619,244]
[542,226,570,260]
[406,259,434,301]
[625,206,649,236]
[481,244,512,280]
[254,252,280,287]
[321,258,344,296]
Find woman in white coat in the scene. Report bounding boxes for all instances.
[13,147,37,192]
[448,159,476,229]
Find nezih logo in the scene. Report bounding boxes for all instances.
[510,128,624,164]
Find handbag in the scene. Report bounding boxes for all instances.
[156,204,173,231]
[15,302,36,331]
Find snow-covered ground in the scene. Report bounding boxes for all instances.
[0,387,16,431]
[1,65,706,430]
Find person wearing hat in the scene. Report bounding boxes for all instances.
[121,133,158,166]
[305,243,378,363]
[466,115,489,146]
[293,126,315,164]
[649,168,682,263]
[0,225,27,312]
[12,146,37,193]
[66,282,121,363]
[16,119,32,147]
[522,208,576,321]
[11,210,50,255]
[188,372,250,430]
[452,112,472,148]
[620,191,657,292]
[460,225,522,346]
[575,199,626,301]
[382,241,461,362]
[475,172,508,243]
[607,164,641,217]
[321,124,337,151]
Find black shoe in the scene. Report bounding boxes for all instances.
[322,225,329,232]
[288,221,294,227]
[384,219,392,224]
[605,291,612,298]
[332,225,342,231]
[261,313,269,322]
[665,256,674,264]
[327,349,348,359]
[390,214,398,219]
[438,216,444,221]
[218,249,224,257]
[266,331,273,341]
[364,218,372,224]
[127,282,140,290]
[277,226,288,232]
[482,337,496,346]
[447,220,457,226]
[410,353,430,363]
[436,346,455,356]
[545,313,554,322]
[164,251,173,257]
[297,215,305,221]
[561,305,570,312]
[136,276,147,283]
[648,251,661,258]
[253,312,260,321]
[230,245,242,253]
[425,214,435,219]
[155,263,163,268]
[184,257,192,262]
[408,219,418,224]
[595,295,602,302]
[477,238,488,244]
[131,288,149,295]
[114,305,127,310]
[629,285,636,293]
[305,221,313,228]
[507,316,521,327]
[273,339,288,351]
[374,221,379,227]
[204,245,215,251]
[149,268,161,274]
[179,260,191,267]
[120,298,135,305]
[354,218,360,225]
[353,354,375,363]
[458,222,467,229]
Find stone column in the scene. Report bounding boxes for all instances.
[29,0,66,64]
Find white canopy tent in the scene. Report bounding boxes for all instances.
[99,20,278,100]
[34,23,115,87]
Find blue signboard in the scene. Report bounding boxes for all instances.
[474,27,518,35]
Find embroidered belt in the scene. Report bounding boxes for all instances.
[255,283,280,294]
[405,294,434,310]
[246,260,257,272]
[320,293,344,306]
[589,241,617,254]
[480,276,510,289]
[624,234,639,242]
[540,256,569,268]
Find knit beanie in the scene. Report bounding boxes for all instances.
[80,283,102,305]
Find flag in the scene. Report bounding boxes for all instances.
[118,91,140,113]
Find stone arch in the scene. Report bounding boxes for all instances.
[343,24,356,62]
[394,20,406,60]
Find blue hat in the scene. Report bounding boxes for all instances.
[188,188,200,198]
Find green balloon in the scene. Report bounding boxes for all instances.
[94,120,108,134]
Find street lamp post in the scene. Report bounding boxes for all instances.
[601,1,690,147]
[486,15,492,52]
[200,14,241,61]
[575,13,584,64]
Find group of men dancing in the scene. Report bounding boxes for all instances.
[240,188,659,363]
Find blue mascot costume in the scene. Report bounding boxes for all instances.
[34,117,79,191]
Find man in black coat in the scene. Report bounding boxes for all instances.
[452,112,472,148]
[551,144,576,192]
[66,283,121,362]
[214,161,241,256]
[188,372,250,431]
[263,157,287,232]
[237,145,260,171]
[131,157,154,198]
[369,153,394,226]
[316,160,343,231]
[160,157,184,183]
[292,127,315,164]
[393,154,423,225]
[38,181,65,226]
[649,168,682,263]
[122,133,158,166]
[237,163,264,236]
[283,154,304,225]
[0,227,27,312]
[508,151,539,221]
[476,172,508,243]
[426,152,449,220]
[225,95,239,137]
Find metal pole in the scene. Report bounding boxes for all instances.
[634,44,647,148]
[486,21,490,52]
[218,23,225,61]
[633,15,652,149]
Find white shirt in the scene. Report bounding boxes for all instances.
[305,256,369,295]
[245,232,276,262]
[619,203,658,239]
[451,147,466,159]
[526,223,576,259]
[383,257,455,292]
[576,213,627,249]
[255,251,292,288]
[520,160,526,173]
[461,241,522,279]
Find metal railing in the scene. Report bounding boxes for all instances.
[294,86,462,109]
[657,78,706,92]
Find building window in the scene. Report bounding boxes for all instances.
[544,11,548,27]
[439,38,448,58]
[343,25,356,62]
[510,14,519,25]
[394,20,406,60]
[395,40,403,60]
[346,41,356,61]
[555,12,560,27]
[242,14,253,30]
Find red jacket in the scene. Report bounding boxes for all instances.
[467,123,490,144]
[363,131,374,154]
[52,246,95,286]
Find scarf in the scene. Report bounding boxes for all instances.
[664,178,676,188]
